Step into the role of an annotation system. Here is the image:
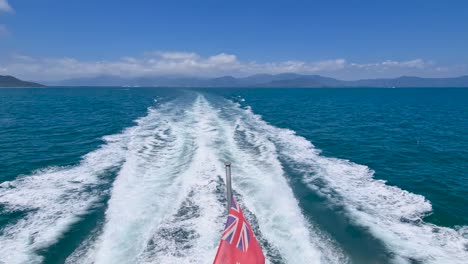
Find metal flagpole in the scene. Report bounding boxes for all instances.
[224,161,232,212]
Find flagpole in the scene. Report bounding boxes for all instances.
[224,161,232,211]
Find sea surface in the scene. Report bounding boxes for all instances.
[0,87,467,264]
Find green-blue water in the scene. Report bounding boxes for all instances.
[0,87,467,264]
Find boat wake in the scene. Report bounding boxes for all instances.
[233,105,468,264]
[0,93,466,264]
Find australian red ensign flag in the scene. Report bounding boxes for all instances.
[213,195,265,264]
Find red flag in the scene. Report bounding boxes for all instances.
[213,196,265,264]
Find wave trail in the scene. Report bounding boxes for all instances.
[214,102,348,264]
[236,104,468,264]
[0,101,173,264]
[83,94,346,264]
[90,95,227,264]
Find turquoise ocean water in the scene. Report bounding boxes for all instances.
[0,87,467,264]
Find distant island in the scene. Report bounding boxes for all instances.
[3,74,468,88]
[0,75,45,88]
[44,74,468,88]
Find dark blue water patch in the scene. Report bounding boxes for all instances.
[38,204,106,264]
[0,205,31,232]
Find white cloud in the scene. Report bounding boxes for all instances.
[208,53,238,64]
[155,51,199,60]
[0,0,13,13]
[0,51,460,81]
[350,59,430,70]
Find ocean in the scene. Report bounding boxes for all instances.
[0,87,467,264]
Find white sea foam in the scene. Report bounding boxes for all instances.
[219,111,347,263]
[79,95,345,264]
[8,92,454,264]
[0,132,127,264]
[91,98,211,263]
[83,96,230,264]
[237,104,468,264]
[0,102,168,264]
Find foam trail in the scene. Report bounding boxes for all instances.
[137,96,227,264]
[0,101,169,264]
[215,104,347,263]
[236,104,468,264]
[171,95,345,263]
[90,97,220,263]
[85,94,346,264]
[83,95,229,264]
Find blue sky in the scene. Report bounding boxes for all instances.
[0,0,467,80]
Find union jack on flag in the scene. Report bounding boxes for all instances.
[222,196,251,252]
[213,195,265,264]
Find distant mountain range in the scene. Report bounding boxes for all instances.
[44,74,468,88]
[0,75,45,88]
[3,74,468,88]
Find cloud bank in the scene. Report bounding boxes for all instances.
[0,51,465,81]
